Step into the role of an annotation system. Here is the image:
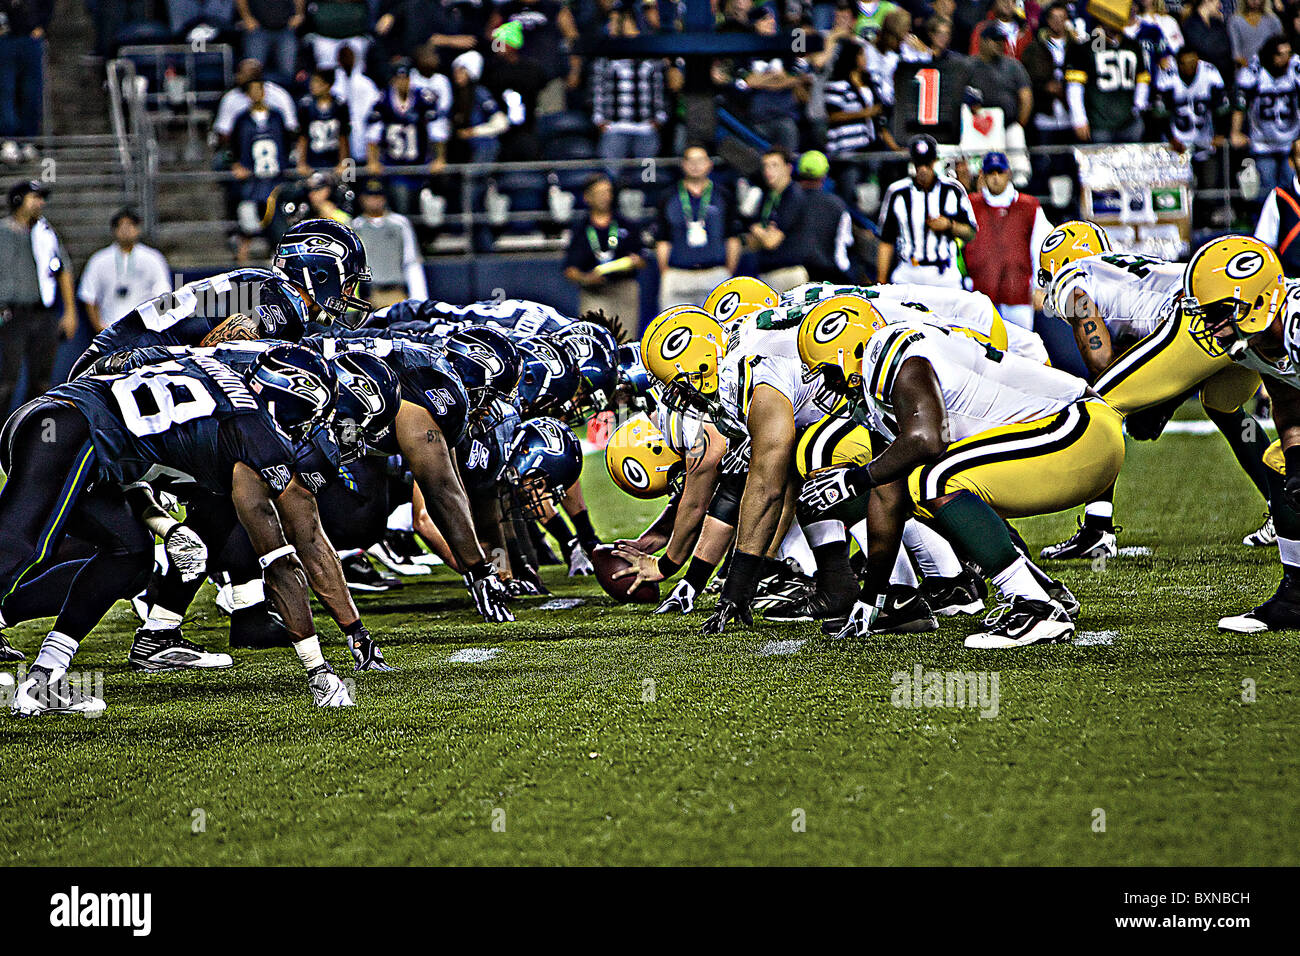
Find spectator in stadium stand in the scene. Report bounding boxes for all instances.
[968,0,1032,57]
[1022,3,1076,162]
[1252,136,1300,277]
[77,209,172,334]
[332,45,382,163]
[303,0,373,70]
[865,8,908,112]
[351,177,428,307]
[563,174,646,342]
[0,180,76,415]
[1233,35,1300,206]
[1065,1,1150,143]
[449,51,508,164]
[487,0,584,115]
[747,146,811,289]
[297,68,352,177]
[654,144,743,309]
[375,0,479,64]
[303,171,352,224]
[591,3,668,183]
[741,5,810,156]
[1128,0,1183,58]
[215,60,299,149]
[794,151,858,282]
[917,15,964,63]
[166,0,234,37]
[967,24,1033,150]
[1153,45,1229,226]
[410,43,455,168]
[877,134,977,287]
[823,37,887,204]
[964,151,1052,329]
[1231,0,1283,69]
[231,79,291,263]
[483,21,546,162]
[855,0,901,43]
[236,0,305,86]
[0,0,51,162]
[1183,0,1235,86]
[365,59,443,215]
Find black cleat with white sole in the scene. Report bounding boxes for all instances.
[130,628,233,672]
[342,552,402,591]
[0,632,24,662]
[920,571,985,616]
[965,598,1074,648]
[765,586,856,623]
[1039,519,1118,561]
[822,585,938,635]
[1218,588,1300,633]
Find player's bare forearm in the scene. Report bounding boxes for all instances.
[1270,383,1300,451]
[201,311,261,346]
[877,242,894,284]
[1074,316,1114,377]
[665,465,716,563]
[733,386,795,557]
[397,402,486,569]
[231,463,316,641]
[868,358,950,485]
[275,480,359,628]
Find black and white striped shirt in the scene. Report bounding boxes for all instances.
[824,79,878,155]
[878,175,976,272]
[591,58,668,129]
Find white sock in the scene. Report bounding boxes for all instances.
[387,502,414,533]
[33,631,79,680]
[778,522,816,577]
[1084,501,1114,520]
[889,546,918,587]
[992,555,1051,603]
[904,520,963,579]
[292,635,326,671]
[1278,536,1300,568]
[142,607,184,630]
[804,518,846,548]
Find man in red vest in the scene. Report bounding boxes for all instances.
[963,151,1053,331]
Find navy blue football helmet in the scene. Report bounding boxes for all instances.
[553,322,618,424]
[503,416,583,515]
[514,337,580,419]
[330,351,401,462]
[444,325,523,412]
[273,219,372,329]
[247,343,338,440]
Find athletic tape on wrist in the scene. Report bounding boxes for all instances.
[259,544,298,569]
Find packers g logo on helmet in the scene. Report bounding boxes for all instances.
[1183,236,1285,357]
[703,277,777,328]
[641,306,727,394]
[605,414,683,499]
[796,295,888,411]
[1036,220,1111,288]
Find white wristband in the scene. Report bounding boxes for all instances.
[259,544,297,569]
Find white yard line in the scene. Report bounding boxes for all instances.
[757,639,806,657]
[447,648,502,664]
[1075,631,1117,646]
[1117,546,1152,557]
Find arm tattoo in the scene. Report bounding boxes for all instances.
[201,312,262,346]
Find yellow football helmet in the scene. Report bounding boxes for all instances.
[605,414,683,499]
[642,306,727,395]
[1183,236,1285,357]
[796,294,889,412]
[703,276,778,328]
[1036,220,1112,288]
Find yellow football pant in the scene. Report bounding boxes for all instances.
[795,410,874,478]
[908,400,1126,519]
[1094,306,1260,415]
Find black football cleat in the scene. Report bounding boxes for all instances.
[764,586,856,623]
[965,598,1074,648]
[822,585,938,635]
[130,628,233,672]
[1039,519,1118,561]
[1045,579,1081,616]
[1219,589,1300,633]
[342,552,402,592]
[0,632,24,662]
[920,572,985,616]
[229,603,294,649]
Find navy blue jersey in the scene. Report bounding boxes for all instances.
[233,108,291,181]
[367,88,438,165]
[307,336,470,446]
[297,94,351,169]
[49,355,298,497]
[79,269,310,372]
[368,297,573,337]
[458,397,522,490]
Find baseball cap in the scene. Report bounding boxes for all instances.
[492,21,525,51]
[8,179,49,210]
[981,151,1010,174]
[908,134,939,166]
[391,58,413,78]
[360,178,387,196]
[797,150,830,180]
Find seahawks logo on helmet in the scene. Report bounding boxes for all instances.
[621,458,650,490]
[813,310,850,344]
[661,326,693,360]
[1225,251,1265,281]
[278,234,350,260]
[533,417,568,453]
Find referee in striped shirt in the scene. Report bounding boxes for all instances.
[877,134,976,288]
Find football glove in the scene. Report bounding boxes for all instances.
[701,598,753,635]
[655,579,696,615]
[163,524,209,583]
[504,576,543,597]
[830,599,877,640]
[568,544,594,577]
[799,465,874,518]
[465,562,515,623]
[344,620,393,671]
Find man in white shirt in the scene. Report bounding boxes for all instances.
[77,209,172,333]
[350,178,427,308]
[213,60,299,143]
[331,46,382,163]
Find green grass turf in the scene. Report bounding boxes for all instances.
[1,430,1298,866]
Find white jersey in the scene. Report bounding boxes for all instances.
[774,281,1049,363]
[860,320,1090,442]
[1154,61,1226,159]
[1236,54,1300,155]
[1047,253,1182,340]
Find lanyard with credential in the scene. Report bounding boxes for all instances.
[761,186,784,226]
[587,220,618,261]
[679,181,712,224]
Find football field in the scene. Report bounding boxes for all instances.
[1,425,1297,866]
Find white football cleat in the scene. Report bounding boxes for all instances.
[366,540,430,576]
[11,670,106,717]
[1243,515,1276,548]
[129,628,233,672]
[568,545,594,577]
[308,666,354,707]
[964,598,1074,649]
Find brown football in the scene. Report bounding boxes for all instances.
[592,545,661,604]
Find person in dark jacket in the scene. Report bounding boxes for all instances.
[795,151,858,283]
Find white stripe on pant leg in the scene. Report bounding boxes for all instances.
[904,519,963,578]
[923,403,1081,501]
[849,518,870,555]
